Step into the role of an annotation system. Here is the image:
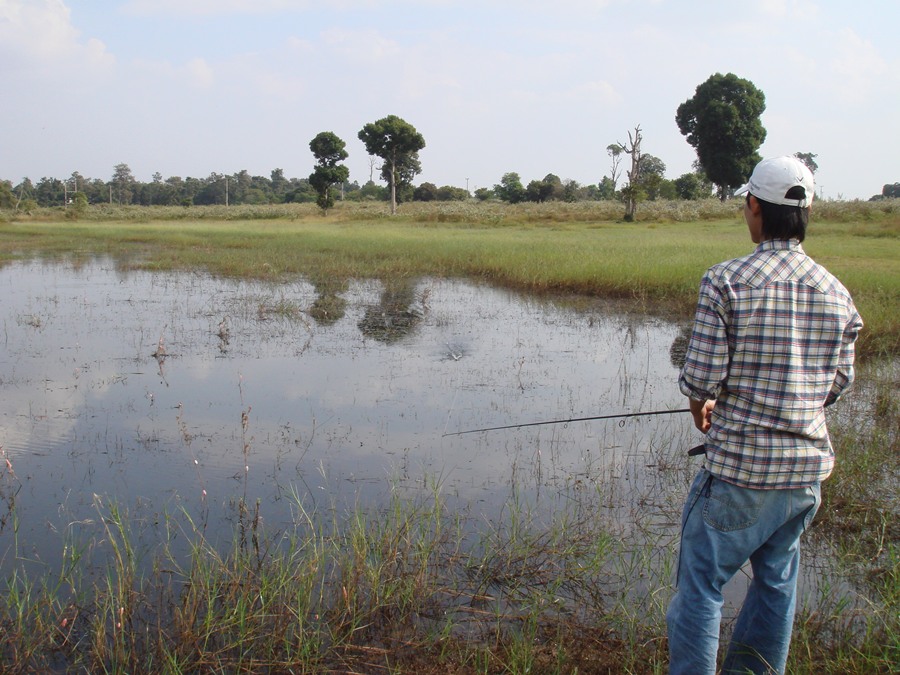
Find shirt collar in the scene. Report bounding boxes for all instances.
[756,239,804,254]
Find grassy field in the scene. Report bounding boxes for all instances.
[2,199,898,357]
[0,200,897,672]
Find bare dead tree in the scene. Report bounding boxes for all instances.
[607,143,623,190]
[619,125,643,221]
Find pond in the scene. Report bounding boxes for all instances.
[0,258,836,620]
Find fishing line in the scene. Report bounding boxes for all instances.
[443,406,692,437]
[442,387,460,438]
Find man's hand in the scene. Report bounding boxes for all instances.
[689,398,715,433]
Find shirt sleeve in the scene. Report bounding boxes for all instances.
[824,305,863,407]
[679,271,730,402]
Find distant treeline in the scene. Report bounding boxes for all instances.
[0,161,712,211]
[3,166,897,212]
[1,166,382,209]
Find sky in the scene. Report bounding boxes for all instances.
[1,0,898,200]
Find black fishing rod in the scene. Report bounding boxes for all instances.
[443,407,692,437]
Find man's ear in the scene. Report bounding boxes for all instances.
[747,195,762,216]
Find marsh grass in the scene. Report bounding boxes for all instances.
[2,201,897,356]
[3,359,894,675]
[787,359,900,674]
[0,483,666,673]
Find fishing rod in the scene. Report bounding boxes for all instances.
[443,407,692,437]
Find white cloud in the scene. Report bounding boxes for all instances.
[321,27,402,63]
[565,80,623,106]
[759,0,820,19]
[0,0,114,75]
[252,71,308,103]
[122,0,310,16]
[131,57,215,90]
[829,28,889,102]
[185,57,215,88]
[122,0,455,17]
[120,0,618,17]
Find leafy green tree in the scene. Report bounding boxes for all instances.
[194,172,227,206]
[0,180,15,209]
[111,163,136,204]
[354,180,387,201]
[270,168,289,202]
[284,179,316,203]
[35,177,65,206]
[674,171,714,200]
[577,183,600,201]
[638,154,665,180]
[494,172,526,203]
[309,131,350,213]
[227,169,251,205]
[676,72,766,199]
[358,115,425,215]
[474,187,494,201]
[658,179,678,200]
[14,177,34,203]
[414,182,437,201]
[597,176,617,200]
[525,180,545,203]
[89,178,109,204]
[342,180,361,199]
[794,152,819,174]
[562,179,580,203]
[541,174,564,201]
[880,183,900,199]
[65,191,88,219]
[436,185,468,201]
[379,152,419,205]
[637,154,667,200]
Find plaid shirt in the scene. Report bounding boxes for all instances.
[679,239,863,488]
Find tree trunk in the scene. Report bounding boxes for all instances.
[389,152,398,215]
[622,125,642,221]
[390,167,397,215]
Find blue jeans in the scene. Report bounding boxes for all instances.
[666,469,820,674]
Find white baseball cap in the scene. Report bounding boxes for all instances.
[734,156,815,208]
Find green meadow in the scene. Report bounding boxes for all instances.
[2,199,898,357]
[0,200,897,673]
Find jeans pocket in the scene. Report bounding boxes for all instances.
[802,483,822,532]
[702,477,761,532]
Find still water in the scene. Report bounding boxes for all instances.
[1,258,698,585]
[4,256,867,628]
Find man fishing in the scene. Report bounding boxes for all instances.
[666,156,863,674]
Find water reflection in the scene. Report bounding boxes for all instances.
[1,259,698,583]
[308,277,348,326]
[0,262,689,523]
[357,278,426,343]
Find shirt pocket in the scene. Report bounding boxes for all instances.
[702,477,761,532]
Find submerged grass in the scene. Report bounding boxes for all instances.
[0,201,897,672]
[0,360,895,673]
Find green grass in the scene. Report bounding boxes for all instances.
[789,360,899,674]
[2,201,898,356]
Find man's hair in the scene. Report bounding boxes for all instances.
[747,186,809,242]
